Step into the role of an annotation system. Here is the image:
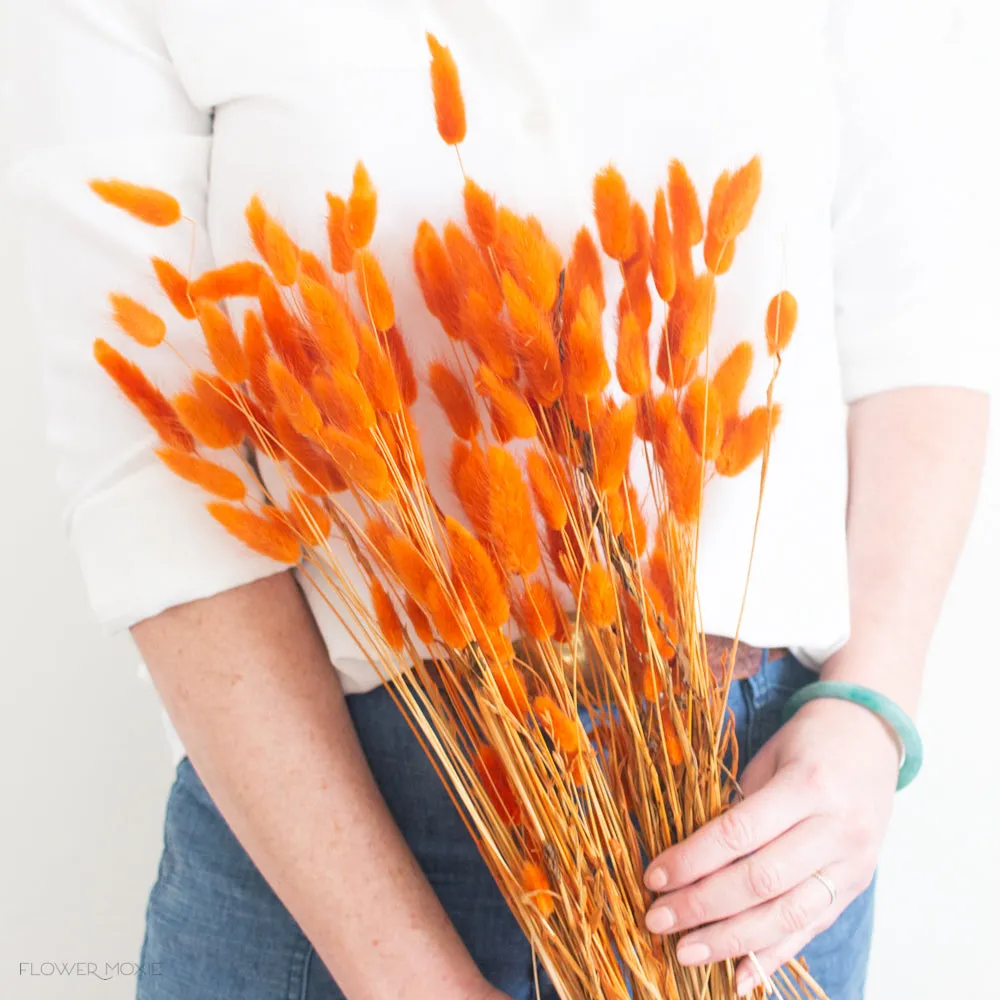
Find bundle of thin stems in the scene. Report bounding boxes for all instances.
[86,34,823,1000]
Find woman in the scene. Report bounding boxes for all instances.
[6,1,990,999]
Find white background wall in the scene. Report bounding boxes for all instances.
[1,1,997,998]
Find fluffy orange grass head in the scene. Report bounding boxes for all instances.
[489,663,530,720]
[261,216,300,286]
[667,272,716,359]
[190,261,266,301]
[93,338,194,452]
[445,516,510,629]
[707,156,762,249]
[464,291,517,380]
[533,694,585,757]
[474,365,536,441]
[463,178,497,248]
[110,293,166,348]
[594,399,636,494]
[502,274,563,406]
[385,534,435,602]
[152,258,196,320]
[593,165,633,261]
[650,188,676,302]
[564,226,606,324]
[371,579,406,652]
[414,221,462,340]
[90,179,181,227]
[321,426,392,500]
[581,562,618,628]
[346,162,378,251]
[207,502,301,563]
[313,371,376,436]
[355,325,402,414]
[426,33,467,146]
[616,311,651,397]
[268,356,323,440]
[429,361,480,439]
[716,404,781,477]
[520,860,555,917]
[526,450,568,532]
[298,275,360,374]
[487,445,541,576]
[475,745,522,826]
[286,491,332,545]
[173,390,242,449]
[681,377,725,460]
[383,325,419,407]
[425,578,470,648]
[155,448,246,501]
[565,286,610,397]
[622,481,647,558]
[354,250,395,332]
[495,209,561,314]
[444,222,501,312]
[242,309,277,411]
[667,160,704,247]
[257,271,314,384]
[450,441,491,535]
[272,409,345,495]
[712,341,754,420]
[517,580,559,641]
[652,392,703,524]
[325,193,356,274]
[405,596,434,644]
[196,299,250,384]
[766,291,798,356]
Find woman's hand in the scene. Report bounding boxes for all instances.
[643,697,900,995]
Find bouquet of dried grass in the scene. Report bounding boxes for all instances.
[87,34,822,1000]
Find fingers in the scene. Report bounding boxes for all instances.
[645,817,835,936]
[645,769,809,893]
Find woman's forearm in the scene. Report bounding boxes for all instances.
[131,572,492,1000]
[822,387,990,714]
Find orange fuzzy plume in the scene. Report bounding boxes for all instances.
[581,563,617,628]
[606,488,625,535]
[464,291,516,379]
[564,227,606,324]
[658,706,685,766]
[666,272,716,359]
[273,410,345,494]
[207,502,301,563]
[413,221,462,339]
[647,549,678,621]
[268,357,323,439]
[355,250,395,332]
[622,482,647,557]
[110,293,166,348]
[355,325,402,413]
[299,275,359,373]
[386,535,434,601]
[489,663,530,720]
[502,274,562,406]
[371,580,405,652]
[173,391,241,449]
[89,179,180,227]
[667,160,704,247]
[593,399,636,494]
[346,162,377,251]
[192,373,254,442]
[708,156,761,249]
[463,178,497,248]
[425,579,469,648]
[712,341,754,420]
[299,250,332,290]
[656,332,698,390]
[190,261,266,301]
[429,361,480,439]
[242,310,277,412]
[565,286,610,397]
[475,365,536,440]
[716,404,781,477]
[155,448,246,501]
[261,217,299,286]
[257,272,313,384]
[245,195,268,258]
[495,209,561,314]
[287,491,331,545]
[450,441,491,535]
[152,258,196,319]
[321,427,392,500]
[521,860,555,916]
[383,326,418,406]
[487,446,540,576]
[446,517,510,629]
[405,596,434,644]
[681,377,725,460]
[517,580,558,641]
[444,222,501,313]
[313,371,375,436]
[593,165,633,261]
[93,339,194,451]
[651,189,676,302]
[475,745,522,826]
[195,300,249,384]
[616,311,650,396]
[426,33,466,145]
[325,193,356,274]
[526,450,568,531]
[766,291,798,356]
[534,695,584,756]
[653,393,703,523]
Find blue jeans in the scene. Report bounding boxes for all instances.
[137,654,874,999]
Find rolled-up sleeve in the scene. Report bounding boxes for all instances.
[829,0,994,403]
[5,0,285,630]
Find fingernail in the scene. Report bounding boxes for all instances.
[676,941,711,965]
[645,867,668,891]
[646,907,676,934]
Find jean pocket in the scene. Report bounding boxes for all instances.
[763,653,817,698]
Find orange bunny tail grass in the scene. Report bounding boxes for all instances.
[299,250,333,290]
[382,326,418,406]
[257,272,314,384]
[385,535,435,601]
[89,179,181,227]
[656,332,698,390]
[242,310,277,412]
[325,193,356,274]
[370,580,405,653]
[766,291,798,356]
[517,580,559,641]
[425,579,470,648]
[445,517,510,629]
[444,223,501,312]
[667,272,716,359]
[475,745,522,826]
[426,33,467,146]
[321,427,392,500]
[356,325,403,414]
[616,311,651,396]
[526,450,568,531]
[207,502,301,563]
[563,230,604,335]
[593,165,633,261]
[429,361,480,440]
[190,261,266,301]
[173,391,242,449]
[593,399,636,494]
[451,441,491,535]
[299,275,359,374]
[667,160,704,247]
[244,195,268,258]
[93,339,194,451]
[565,286,610,397]
[651,188,676,302]
[464,291,517,379]
[681,377,725,460]
[653,393,703,524]
[520,860,555,917]
[502,274,562,406]
[487,446,541,576]
[716,404,781,477]
[488,663,530,721]
[533,695,585,757]
[313,372,376,436]
[413,221,462,339]
[268,357,323,440]
[155,448,247,501]
[195,299,250,384]
[151,258,196,320]
[581,563,618,628]
[463,178,497,248]
[475,366,536,440]
[273,410,345,494]
[355,250,395,332]
[647,547,679,622]
[606,488,626,535]
[494,209,561,314]
[708,155,762,249]
[261,217,300,286]
[405,596,434,644]
[109,293,166,348]
[622,481,648,557]
[345,162,378,252]
[286,491,332,545]
[712,341,754,420]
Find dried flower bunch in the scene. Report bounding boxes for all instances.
[88,34,819,1000]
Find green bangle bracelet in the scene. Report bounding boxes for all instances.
[780,681,923,791]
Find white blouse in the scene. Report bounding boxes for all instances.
[5,0,990,699]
